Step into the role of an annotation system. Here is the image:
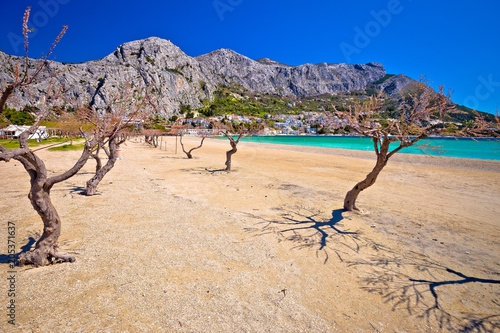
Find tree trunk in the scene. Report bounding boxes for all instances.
[15,149,87,266]
[18,183,74,266]
[343,138,390,211]
[86,137,120,196]
[180,135,205,159]
[225,142,237,171]
[145,135,159,148]
[91,147,102,174]
[343,159,387,211]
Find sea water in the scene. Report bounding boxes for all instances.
[239,136,500,161]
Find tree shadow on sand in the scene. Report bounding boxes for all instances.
[0,237,36,265]
[245,206,500,331]
[178,167,229,175]
[69,186,88,196]
[347,250,500,332]
[245,207,385,264]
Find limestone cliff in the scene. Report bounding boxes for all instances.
[1,37,413,116]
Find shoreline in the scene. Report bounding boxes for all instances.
[208,138,500,173]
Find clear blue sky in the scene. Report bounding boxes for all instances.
[1,0,499,114]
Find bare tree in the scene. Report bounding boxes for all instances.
[179,131,208,159]
[143,129,163,148]
[3,106,102,266]
[217,121,262,171]
[0,9,105,265]
[330,79,456,211]
[85,134,127,196]
[460,108,500,138]
[0,9,128,266]
[80,83,151,196]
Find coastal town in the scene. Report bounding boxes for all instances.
[0,111,353,139]
[166,112,352,136]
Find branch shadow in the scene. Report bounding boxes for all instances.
[177,167,229,175]
[245,205,500,331]
[159,156,188,160]
[347,251,500,332]
[69,186,88,196]
[245,207,384,264]
[0,237,36,265]
[204,167,229,175]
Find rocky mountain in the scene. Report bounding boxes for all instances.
[0,37,414,116]
[196,48,387,96]
[378,74,415,95]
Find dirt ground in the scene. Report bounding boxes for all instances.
[1,136,499,332]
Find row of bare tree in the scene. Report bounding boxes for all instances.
[1,8,498,267]
[0,9,157,265]
[140,120,263,171]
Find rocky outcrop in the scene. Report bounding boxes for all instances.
[378,74,415,95]
[196,49,386,96]
[0,37,217,114]
[1,36,410,116]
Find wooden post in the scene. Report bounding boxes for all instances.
[175,135,178,154]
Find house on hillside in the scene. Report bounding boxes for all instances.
[0,125,48,140]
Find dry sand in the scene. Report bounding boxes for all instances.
[1,136,499,332]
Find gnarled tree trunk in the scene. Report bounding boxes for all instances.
[86,136,124,196]
[15,140,95,266]
[225,140,237,171]
[19,178,72,266]
[145,134,159,148]
[343,155,387,211]
[90,146,103,174]
[343,138,390,211]
[221,132,244,171]
[180,134,206,159]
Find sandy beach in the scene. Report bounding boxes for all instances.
[1,136,499,332]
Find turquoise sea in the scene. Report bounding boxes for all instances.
[239,136,500,161]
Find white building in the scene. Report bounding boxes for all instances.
[0,125,48,140]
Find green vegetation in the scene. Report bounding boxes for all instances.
[193,84,404,120]
[145,56,155,66]
[145,115,169,132]
[48,143,85,151]
[188,83,494,136]
[373,74,395,85]
[450,104,497,122]
[164,67,183,76]
[1,106,35,125]
[0,137,70,149]
[0,139,25,149]
[197,85,304,117]
[179,104,191,114]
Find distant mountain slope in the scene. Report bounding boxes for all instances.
[0,36,420,116]
[196,48,386,96]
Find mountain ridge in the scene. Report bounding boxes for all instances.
[0,36,415,116]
